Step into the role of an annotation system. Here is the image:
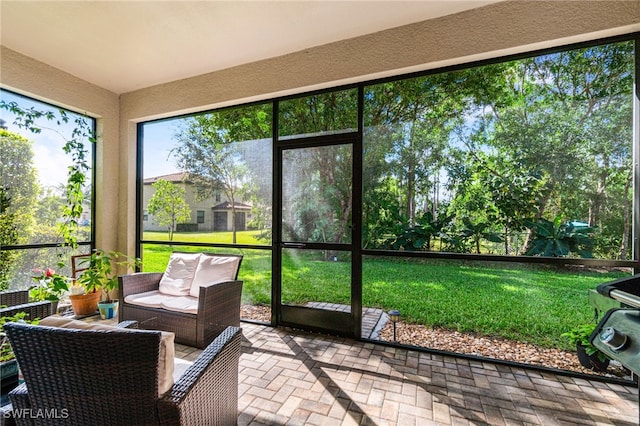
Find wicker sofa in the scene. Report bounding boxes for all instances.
[119,252,243,348]
[4,320,241,425]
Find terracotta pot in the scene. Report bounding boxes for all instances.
[69,292,101,316]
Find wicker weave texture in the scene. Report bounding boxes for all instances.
[4,323,241,426]
[0,301,52,321]
[158,326,241,425]
[0,290,29,308]
[6,323,161,425]
[119,254,243,349]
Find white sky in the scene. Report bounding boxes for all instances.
[1,91,87,191]
[1,91,183,190]
[141,119,182,179]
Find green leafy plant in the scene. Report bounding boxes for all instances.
[382,212,451,251]
[30,267,70,302]
[524,215,594,258]
[75,250,140,301]
[561,323,609,362]
[459,217,503,254]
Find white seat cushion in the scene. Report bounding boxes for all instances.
[160,295,199,315]
[173,357,194,383]
[189,255,241,297]
[39,315,176,395]
[125,291,198,315]
[158,252,201,296]
[124,290,165,309]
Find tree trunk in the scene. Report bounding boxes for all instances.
[618,171,632,260]
[588,169,607,226]
[406,121,416,225]
[504,225,510,256]
[229,192,237,244]
[522,191,551,254]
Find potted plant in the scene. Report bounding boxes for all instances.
[71,249,139,319]
[561,323,610,372]
[0,311,40,395]
[30,266,70,313]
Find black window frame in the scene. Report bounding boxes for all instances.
[0,89,97,281]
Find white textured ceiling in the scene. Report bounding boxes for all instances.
[0,0,501,94]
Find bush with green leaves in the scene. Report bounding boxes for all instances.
[74,250,140,301]
[560,322,609,362]
[525,215,594,258]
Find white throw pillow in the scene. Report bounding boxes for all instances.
[39,316,176,395]
[158,252,201,296]
[189,255,241,298]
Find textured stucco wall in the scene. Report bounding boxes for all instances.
[120,0,640,121]
[0,46,121,254]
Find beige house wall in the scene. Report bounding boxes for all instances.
[142,182,250,233]
[2,0,639,258]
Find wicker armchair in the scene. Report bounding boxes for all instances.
[118,253,243,349]
[0,296,52,420]
[0,290,29,308]
[0,289,52,321]
[4,322,241,426]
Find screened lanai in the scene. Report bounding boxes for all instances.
[1,1,640,424]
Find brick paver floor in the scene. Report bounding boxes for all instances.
[176,322,639,425]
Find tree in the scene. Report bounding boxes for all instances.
[364,74,466,226]
[173,104,271,244]
[362,64,514,249]
[474,42,633,258]
[0,129,38,289]
[174,121,248,244]
[146,179,191,241]
[281,145,353,245]
[280,91,356,245]
[35,186,65,227]
[0,100,94,249]
[0,187,19,290]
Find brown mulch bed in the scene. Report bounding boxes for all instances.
[241,305,631,380]
[241,304,271,322]
[378,322,630,379]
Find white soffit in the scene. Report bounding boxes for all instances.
[0,0,501,94]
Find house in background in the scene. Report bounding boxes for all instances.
[142,172,252,233]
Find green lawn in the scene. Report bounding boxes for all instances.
[141,231,629,351]
[143,230,267,245]
[362,257,627,349]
